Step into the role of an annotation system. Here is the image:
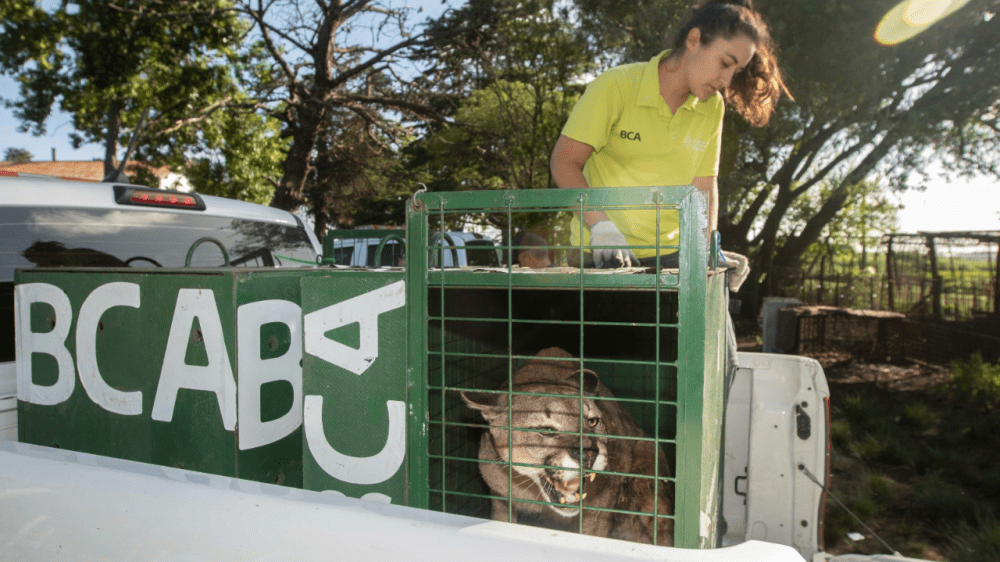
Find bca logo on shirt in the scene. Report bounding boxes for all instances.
[683,135,708,152]
[620,130,642,141]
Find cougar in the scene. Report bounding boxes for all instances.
[461,347,673,546]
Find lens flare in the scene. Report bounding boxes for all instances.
[903,0,952,26]
[874,0,971,45]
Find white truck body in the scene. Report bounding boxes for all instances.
[1,350,829,562]
[0,438,806,562]
[0,362,15,441]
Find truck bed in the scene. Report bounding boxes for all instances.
[0,438,806,562]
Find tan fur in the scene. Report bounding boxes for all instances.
[461,347,674,546]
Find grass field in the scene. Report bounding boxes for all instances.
[817,352,1000,560]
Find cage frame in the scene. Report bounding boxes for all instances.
[405,186,728,549]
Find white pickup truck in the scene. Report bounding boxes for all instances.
[1,181,927,562]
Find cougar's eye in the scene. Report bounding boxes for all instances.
[587,417,600,428]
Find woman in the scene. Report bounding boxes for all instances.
[550,0,790,268]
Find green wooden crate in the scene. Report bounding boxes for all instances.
[299,270,408,502]
[14,268,333,487]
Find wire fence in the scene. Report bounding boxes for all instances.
[780,231,1000,365]
[790,232,1000,321]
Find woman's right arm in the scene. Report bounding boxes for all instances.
[550,135,609,227]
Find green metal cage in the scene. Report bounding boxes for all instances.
[405,187,729,549]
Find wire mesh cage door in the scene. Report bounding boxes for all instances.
[405,187,728,549]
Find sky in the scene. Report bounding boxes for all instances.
[1,0,998,235]
[896,172,999,233]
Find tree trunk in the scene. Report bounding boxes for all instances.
[313,207,329,243]
[271,104,326,212]
[103,101,121,178]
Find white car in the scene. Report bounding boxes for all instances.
[0,172,322,440]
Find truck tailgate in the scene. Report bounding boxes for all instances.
[723,352,831,560]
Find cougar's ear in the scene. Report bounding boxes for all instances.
[460,390,503,413]
[571,369,601,395]
[535,347,572,359]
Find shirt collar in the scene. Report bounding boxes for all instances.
[638,49,708,115]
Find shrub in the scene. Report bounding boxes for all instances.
[947,513,1000,562]
[830,419,853,449]
[901,402,942,430]
[912,473,981,524]
[950,353,1000,410]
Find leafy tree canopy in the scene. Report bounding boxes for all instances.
[305,109,424,234]
[184,110,288,205]
[233,0,452,214]
[0,0,248,176]
[572,0,1000,295]
[409,0,595,237]
[733,0,1000,293]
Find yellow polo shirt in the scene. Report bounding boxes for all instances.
[561,50,724,258]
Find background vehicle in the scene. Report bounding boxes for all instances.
[324,227,501,268]
[324,227,406,267]
[0,172,321,441]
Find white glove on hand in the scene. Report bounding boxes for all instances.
[590,221,639,269]
[721,250,750,292]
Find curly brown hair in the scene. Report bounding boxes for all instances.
[670,0,792,127]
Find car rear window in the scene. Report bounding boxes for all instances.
[1,205,318,364]
[0,206,317,282]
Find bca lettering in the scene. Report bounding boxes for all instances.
[14,282,405,477]
[620,130,642,141]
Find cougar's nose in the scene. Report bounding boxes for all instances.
[569,444,599,468]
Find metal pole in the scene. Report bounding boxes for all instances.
[927,236,942,320]
[886,237,895,312]
[994,240,1000,318]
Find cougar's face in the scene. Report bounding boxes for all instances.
[489,386,608,517]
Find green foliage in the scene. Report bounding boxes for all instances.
[422,80,572,192]
[184,111,287,205]
[304,110,423,232]
[3,147,33,163]
[714,0,1000,293]
[236,0,447,214]
[838,392,879,428]
[828,361,1000,556]
[900,402,942,431]
[913,473,982,524]
[421,0,595,97]
[4,0,996,253]
[950,353,1000,410]
[572,0,690,66]
[794,179,900,269]
[0,0,247,175]
[948,514,1000,562]
[826,462,898,541]
[863,472,897,507]
[410,0,596,237]
[830,418,853,448]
